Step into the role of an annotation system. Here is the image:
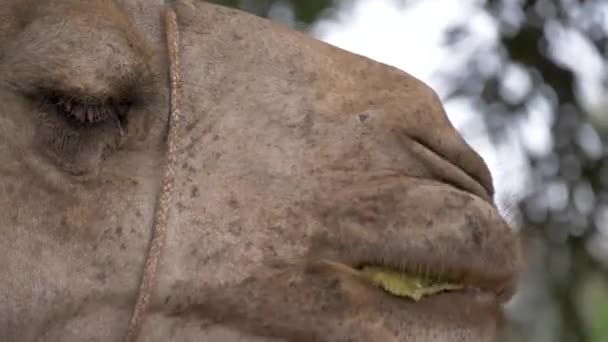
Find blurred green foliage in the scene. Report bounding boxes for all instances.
[591,297,608,342]
[450,1,608,340]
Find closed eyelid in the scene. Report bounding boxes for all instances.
[1,1,156,100]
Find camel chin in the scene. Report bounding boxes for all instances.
[0,1,522,341]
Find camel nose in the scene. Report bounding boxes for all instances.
[377,85,495,202]
[408,132,494,203]
[407,95,495,199]
[416,96,495,199]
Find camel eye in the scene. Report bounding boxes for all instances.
[41,93,131,128]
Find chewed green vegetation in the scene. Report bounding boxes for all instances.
[320,260,464,301]
[359,266,464,301]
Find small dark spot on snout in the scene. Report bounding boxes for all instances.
[357,113,370,123]
[228,220,242,235]
[228,196,239,209]
[95,270,107,283]
[191,186,200,198]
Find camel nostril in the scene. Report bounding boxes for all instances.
[407,135,495,203]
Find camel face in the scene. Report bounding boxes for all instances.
[0,1,522,341]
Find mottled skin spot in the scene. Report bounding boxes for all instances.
[0,1,522,341]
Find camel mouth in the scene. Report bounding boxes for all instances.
[318,260,502,304]
[309,178,522,309]
[357,265,465,301]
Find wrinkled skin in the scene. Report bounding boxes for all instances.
[0,1,522,341]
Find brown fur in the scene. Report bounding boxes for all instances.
[0,1,522,341]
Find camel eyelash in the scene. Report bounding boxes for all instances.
[39,92,131,127]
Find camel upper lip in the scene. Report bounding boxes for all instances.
[308,180,522,305]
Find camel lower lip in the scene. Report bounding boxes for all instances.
[455,287,498,305]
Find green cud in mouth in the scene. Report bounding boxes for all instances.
[359,266,463,301]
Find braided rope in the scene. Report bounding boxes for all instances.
[123,6,182,342]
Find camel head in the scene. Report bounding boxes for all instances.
[0,0,522,341]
